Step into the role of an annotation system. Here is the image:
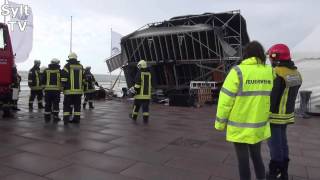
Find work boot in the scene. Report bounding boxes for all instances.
[89,102,94,109]
[82,103,86,109]
[70,118,80,124]
[280,159,289,180]
[2,111,12,118]
[29,103,33,110]
[266,161,281,180]
[44,114,51,123]
[143,116,149,124]
[38,103,44,109]
[129,113,137,123]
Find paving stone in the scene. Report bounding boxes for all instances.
[105,147,172,165]
[307,166,320,179]
[0,152,71,175]
[121,162,210,180]
[0,134,35,147]
[1,172,49,180]
[46,165,140,180]
[0,146,22,158]
[17,142,81,158]
[61,138,118,152]
[0,166,19,178]
[64,150,136,173]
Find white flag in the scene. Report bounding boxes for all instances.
[8,0,33,63]
[111,30,122,56]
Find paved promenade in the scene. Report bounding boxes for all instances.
[0,95,319,180]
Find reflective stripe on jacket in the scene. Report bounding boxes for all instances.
[270,66,302,124]
[215,57,274,144]
[44,69,61,91]
[61,61,84,95]
[134,71,152,100]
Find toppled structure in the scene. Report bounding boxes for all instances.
[107,10,250,100]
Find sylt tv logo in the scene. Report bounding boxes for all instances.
[1,0,31,32]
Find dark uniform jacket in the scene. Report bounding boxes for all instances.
[84,71,98,93]
[133,69,152,100]
[61,59,84,95]
[28,66,42,90]
[270,62,302,124]
[42,64,61,91]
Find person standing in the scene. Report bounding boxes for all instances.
[61,52,84,125]
[266,44,302,180]
[11,64,21,111]
[28,60,44,110]
[129,60,152,124]
[83,66,99,109]
[43,59,62,123]
[215,41,274,180]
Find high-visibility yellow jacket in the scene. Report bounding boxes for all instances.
[134,70,152,100]
[215,57,274,144]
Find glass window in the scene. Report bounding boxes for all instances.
[0,28,5,49]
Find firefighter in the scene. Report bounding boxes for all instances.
[61,52,84,125]
[266,44,302,180]
[11,64,21,111]
[83,66,99,109]
[129,60,152,124]
[28,60,44,110]
[215,41,274,180]
[43,59,62,123]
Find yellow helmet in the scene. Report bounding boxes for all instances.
[68,52,78,60]
[137,60,147,69]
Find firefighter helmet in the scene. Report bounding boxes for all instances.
[137,60,147,69]
[40,66,46,73]
[34,60,41,65]
[68,52,78,60]
[85,66,91,70]
[268,44,291,61]
[51,58,60,64]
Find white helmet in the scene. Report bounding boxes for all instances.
[68,52,78,60]
[40,66,46,73]
[34,60,41,65]
[137,60,147,69]
[51,58,60,64]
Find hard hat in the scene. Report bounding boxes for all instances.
[40,66,46,73]
[85,66,91,70]
[34,60,41,64]
[268,44,291,61]
[137,60,147,69]
[68,52,78,60]
[51,58,60,64]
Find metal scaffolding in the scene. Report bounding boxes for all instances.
[117,10,250,92]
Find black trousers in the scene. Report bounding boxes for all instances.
[63,94,82,121]
[132,99,150,120]
[29,90,43,107]
[0,92,12,116]
[83,92,94,104]
[234,142,265,180]
[44,91,60,120]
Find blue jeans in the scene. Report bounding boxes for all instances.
[268,124,289,162]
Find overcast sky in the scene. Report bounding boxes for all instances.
[7,0,320,74]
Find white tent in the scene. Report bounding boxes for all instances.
[293,25,320,60]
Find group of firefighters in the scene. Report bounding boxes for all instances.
[27,52,100,124]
